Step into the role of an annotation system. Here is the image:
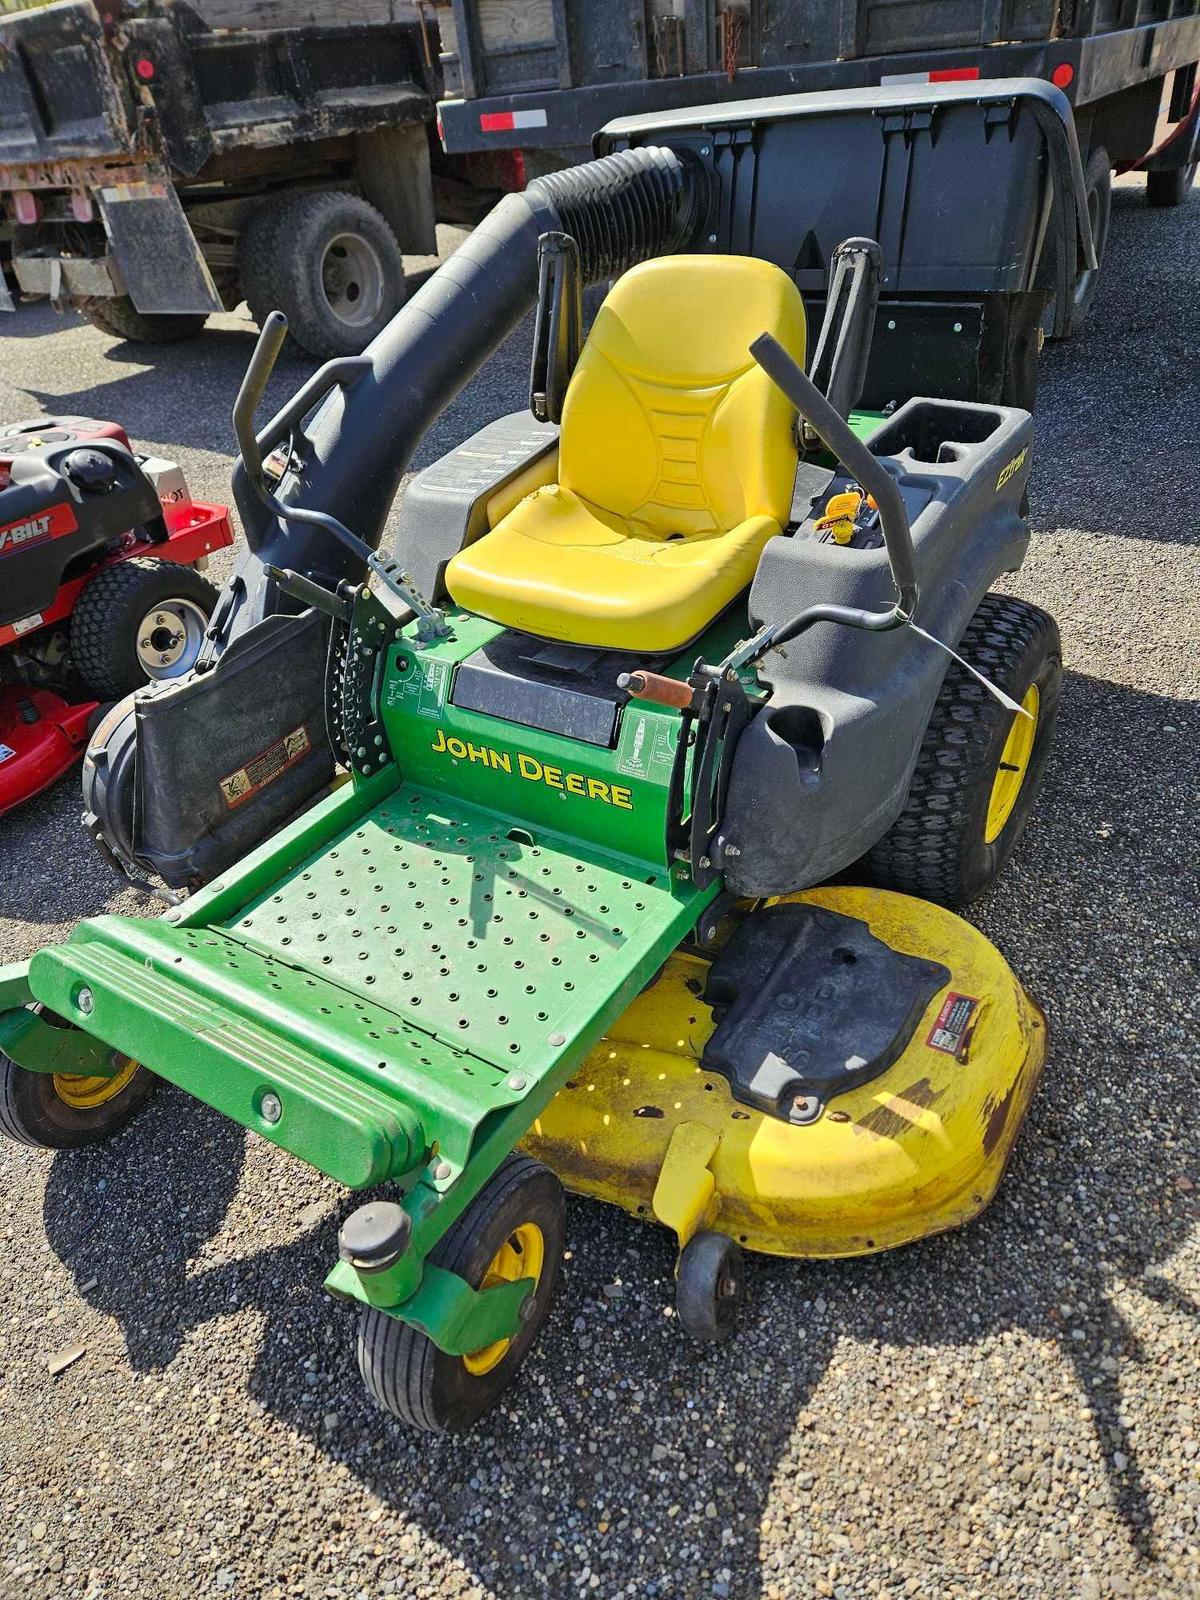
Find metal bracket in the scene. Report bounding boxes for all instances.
[323,1259,533,1355]
[0,1006,125,1078]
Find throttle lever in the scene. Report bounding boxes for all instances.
[617,670,696,710]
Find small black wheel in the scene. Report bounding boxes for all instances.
[356,1155,564,1434]
[80,296,207,344]
[1,1046,155,1149]
[861,594,1061,908]
[675,1230,745,1344]
[239,190,406,359]
[1147,161,1197,208]
[71,558,217,701]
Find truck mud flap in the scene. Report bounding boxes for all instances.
[98,178,223,315]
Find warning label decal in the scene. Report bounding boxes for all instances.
[925,991,980,1060]
[219,725,311,810]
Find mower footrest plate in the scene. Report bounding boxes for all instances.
[27,783,711,1185]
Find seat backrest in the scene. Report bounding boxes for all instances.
[559,254,807,540]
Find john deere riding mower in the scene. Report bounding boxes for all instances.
[0,134,1064,1434]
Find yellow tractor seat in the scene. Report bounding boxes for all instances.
[444,254,807,654]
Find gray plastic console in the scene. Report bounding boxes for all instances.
[720,395,1034,897]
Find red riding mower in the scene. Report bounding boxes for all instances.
[0,417,232,816]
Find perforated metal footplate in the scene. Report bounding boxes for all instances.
[226,786,706,1088]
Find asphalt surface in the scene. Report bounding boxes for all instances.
[0,182,1197,1600]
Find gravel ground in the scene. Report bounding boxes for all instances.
[0,181,1197,1600]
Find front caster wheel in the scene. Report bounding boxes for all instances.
[675,1230,745,1343]
[356,1155,564,1434]
[0,1048,155,1149]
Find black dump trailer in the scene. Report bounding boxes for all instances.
[436,0,1200,336]
[0,0,517,355]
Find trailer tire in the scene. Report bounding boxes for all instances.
[1146,161,1198,207]
[80,296,208,344]
[240,190,406,359]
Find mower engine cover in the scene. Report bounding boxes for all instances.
[0,418,163,630]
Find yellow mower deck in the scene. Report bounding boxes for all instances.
[524,887,1046,1259]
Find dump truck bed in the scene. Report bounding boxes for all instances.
[0,0,434,176]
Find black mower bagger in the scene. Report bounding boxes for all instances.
[0,84,1086,1434]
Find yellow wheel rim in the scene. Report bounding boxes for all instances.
[461,1221,545,1377]
[984,683,1039,844]
[52,1056,140,1111]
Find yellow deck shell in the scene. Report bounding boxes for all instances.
[522,887,1047,1259]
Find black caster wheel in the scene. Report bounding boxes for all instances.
[675,1230,745,1343]
[356,1154,564,1434]
[1,1047,154,1149]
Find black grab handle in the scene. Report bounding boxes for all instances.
[751,332,919,619]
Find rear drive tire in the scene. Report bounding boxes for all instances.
[71,558,217,702]
[239,190,405,359]
[80,296,208,344]
[1,1047,154,1150]
[1147,161,1198,207]
[356,1155,564,1434]
[860,594,1062,908]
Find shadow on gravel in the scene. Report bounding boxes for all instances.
[33,666,1198,1594]
[17,328,314,459]
[1030,188,1198,542]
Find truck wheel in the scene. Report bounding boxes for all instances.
[240,190,406,359]
[80,296,208,344]
[1147,161,1198,207]
[356,1155,564,1434]
[860,595,1062,908]
[1,1048,154,1150]
[71,558,217,702]
[1051,145,1111,339]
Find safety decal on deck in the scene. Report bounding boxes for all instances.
[219,725,311,810]
[11,612,43,635]
[926,991,980,1060]
[0,745,14,764]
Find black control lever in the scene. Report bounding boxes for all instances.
[232,310,289,493]
[731,334,919,664]
[232,312,450,641]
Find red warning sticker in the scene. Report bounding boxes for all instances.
[926,991,980,1060]
[219,724,311,810]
